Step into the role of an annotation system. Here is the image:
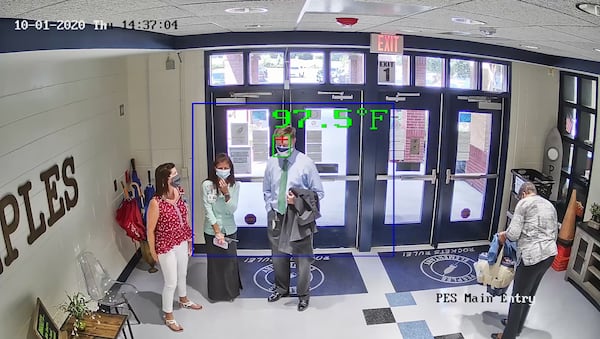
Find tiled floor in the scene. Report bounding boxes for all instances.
[121,249,600,339]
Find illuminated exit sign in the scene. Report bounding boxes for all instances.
[370,33,403,54]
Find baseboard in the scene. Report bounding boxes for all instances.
[118,248,142,282]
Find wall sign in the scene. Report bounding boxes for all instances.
[0,156,78,276]
[378,60,395,83]
[229,146,251,174]
[370,33,404,54]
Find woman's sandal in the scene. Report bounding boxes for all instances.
[165,318,183,332]
[179,300,203,310]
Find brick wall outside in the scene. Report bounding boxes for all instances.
[465,144,489,193]
[404,109,426,162]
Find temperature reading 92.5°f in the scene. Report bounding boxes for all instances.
[272,108,389,130]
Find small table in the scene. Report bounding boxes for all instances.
[60,312,127,339]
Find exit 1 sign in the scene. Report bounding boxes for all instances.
[370,33,403,54]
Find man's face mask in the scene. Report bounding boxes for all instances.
[170,174,181,187]
[276,145,290,156]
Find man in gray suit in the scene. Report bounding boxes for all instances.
[263,126,324,311]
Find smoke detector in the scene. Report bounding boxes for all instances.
[336,17,358,27]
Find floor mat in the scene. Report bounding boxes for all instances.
[237,253,368,298]
[379,246,488,293]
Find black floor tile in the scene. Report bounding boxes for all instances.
[362,308,395,325]
[434,333,464,339]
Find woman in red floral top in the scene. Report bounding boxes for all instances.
[147,163,202,332]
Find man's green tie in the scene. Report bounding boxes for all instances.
[277,159,288,213]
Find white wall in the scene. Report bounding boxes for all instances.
[0,51,136,339]
[497,62,560,229]
[126,50,208,243]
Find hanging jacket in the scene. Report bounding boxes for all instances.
[276,188,321,254]
[487,233,517,264]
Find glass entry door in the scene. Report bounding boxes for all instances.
[433,95,504,244]
[289,88,362,248]
[371,92,442,246]
[209,90,284,249]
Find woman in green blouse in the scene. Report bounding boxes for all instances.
[202,153,242,301]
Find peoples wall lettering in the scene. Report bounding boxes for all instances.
[0,156,78,276]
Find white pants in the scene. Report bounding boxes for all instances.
[157,241,189,313]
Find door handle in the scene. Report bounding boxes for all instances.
[376,169,437,185]
[445,169,498,184]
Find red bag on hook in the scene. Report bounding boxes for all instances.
[115,182,146,242]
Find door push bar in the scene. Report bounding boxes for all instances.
[445,169,498,184]
[376,169,437,185]
[385,92,421,102]
[317,91,353,100]
[237,175,359,183]
[230,92,273,98]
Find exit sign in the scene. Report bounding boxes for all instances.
[370,33,403,54]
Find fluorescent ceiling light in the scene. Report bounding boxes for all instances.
[594,48,600,52]
[245,24,271,29]
[444,31,471,36]
[576,3,600,16]
[452,17,486,25]
[521,44,539,49]
[225,7,268,14]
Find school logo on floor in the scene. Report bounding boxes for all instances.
[420,254,477,284]
[253,263,325,294]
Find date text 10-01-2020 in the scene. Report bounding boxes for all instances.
[273,108,390,131]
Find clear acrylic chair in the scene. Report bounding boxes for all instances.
[78,251,140,338]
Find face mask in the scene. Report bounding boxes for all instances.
[216,169,230,179]
[170,174,181,187]
[276,145,290,156]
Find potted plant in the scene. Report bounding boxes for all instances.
[59,292,92,332]
[590,203,600,222]
[589,203,600,230]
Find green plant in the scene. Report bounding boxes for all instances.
[58,292,92,320]
[591,203,600,221]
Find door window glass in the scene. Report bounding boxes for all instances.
[482,62,507,92]
[449,59,477,89]
[225,108,271,227]
[209,53,244,86]
[289,52,324,84]
[301,107,350,226]
[385,109,429,224]
[450,112,492,221]
[415,56,444,87]
[249,52,284,84]
[377,54,410,86]
[331,52,365,84]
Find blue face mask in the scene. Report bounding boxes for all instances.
[170,174,181,187]
[216,169,230,179]
[276,145,290,156]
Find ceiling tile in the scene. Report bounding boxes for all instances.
[522,0,600,25]
[450,0,590,26]
[304,0,433,17]
[494,26,591,43]
[0,0,66,17]
[180,0,305,16]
